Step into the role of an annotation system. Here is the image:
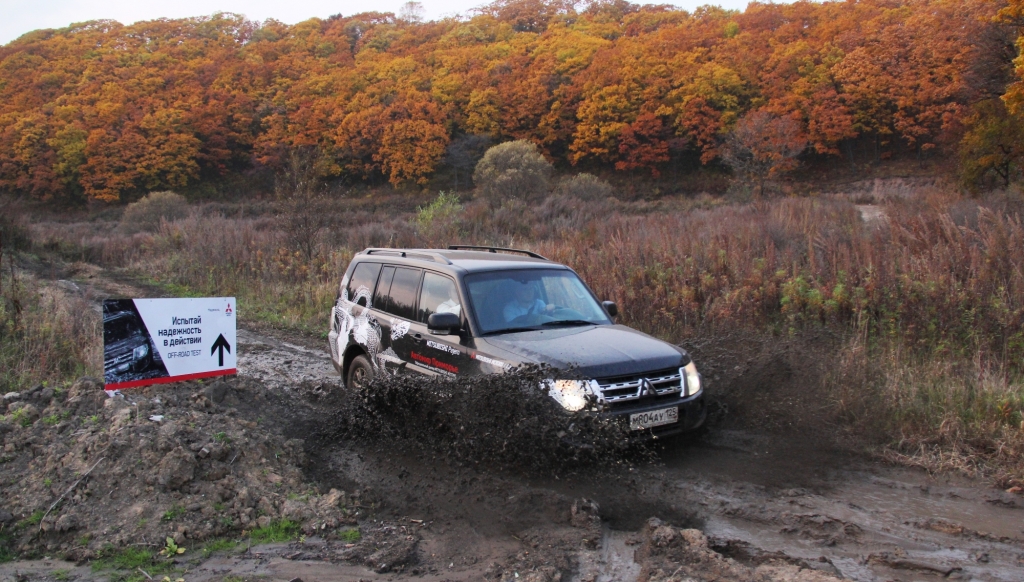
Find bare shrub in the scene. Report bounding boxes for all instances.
[555,173,614,201]
[120,191,188,233]
[721,110,807,197]
[276,149,334,263]
[473,140,553,204]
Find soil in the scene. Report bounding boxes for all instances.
[2,263,1023,582]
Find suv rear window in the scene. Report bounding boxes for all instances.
[378,267,421,320]
[346,262,382,306]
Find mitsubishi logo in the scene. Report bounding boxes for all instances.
[638,378,655,398]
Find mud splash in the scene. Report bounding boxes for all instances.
[309,369,655,477]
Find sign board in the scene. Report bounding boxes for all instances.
[103,297,236,390]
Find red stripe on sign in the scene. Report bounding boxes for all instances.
[104,369,237,390]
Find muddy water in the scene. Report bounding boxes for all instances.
[233,326,1024,581]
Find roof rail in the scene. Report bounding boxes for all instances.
[361,248,453,265]
[447,245,549,261]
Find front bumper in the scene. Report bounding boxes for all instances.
[605,392,707,439]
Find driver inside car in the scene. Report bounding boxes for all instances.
[503,280,554,322]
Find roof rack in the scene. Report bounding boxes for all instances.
[361,249,453,265]
[447,245,549,261]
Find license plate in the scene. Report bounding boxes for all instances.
[630,406,679,430]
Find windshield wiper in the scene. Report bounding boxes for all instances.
[483,326,536,336]
[539,319,595,327]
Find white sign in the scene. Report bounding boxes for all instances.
[103,297,237,390]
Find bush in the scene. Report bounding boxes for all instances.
[554,173,614,201]
[473,140,553,204]
[120,191,188,233]
[416,191,463,245]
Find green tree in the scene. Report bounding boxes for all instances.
[473,140,553,204]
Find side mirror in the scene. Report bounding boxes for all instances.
[427,312,461,335]
[602,301,618,317]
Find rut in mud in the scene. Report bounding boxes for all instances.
[1,265,1023,582]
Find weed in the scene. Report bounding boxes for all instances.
[9,408,33,428]
[213,502,225,512]
[248,519,300,544]
[213,431,229,443]
[159,537,185,557]
[53,568,71,581]
[91,546,177,582]
[43,478,52,487]
[339,528,361,543]
[20,510,44,527]
[200,538,238,558]
[161,505,186,522]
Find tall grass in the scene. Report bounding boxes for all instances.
[24,188,1024,478]
[0,272,101,393]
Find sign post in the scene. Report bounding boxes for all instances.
[103,297,237,390]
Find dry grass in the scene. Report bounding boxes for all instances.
[20,186,1024,479]
[0,271,101,393]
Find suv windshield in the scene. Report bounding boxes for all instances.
[465,268,611,334]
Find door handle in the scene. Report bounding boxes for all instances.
[411,333,424,342]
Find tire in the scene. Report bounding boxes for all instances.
[346,354,375,390]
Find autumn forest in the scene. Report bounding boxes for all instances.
[3,0,1024,203]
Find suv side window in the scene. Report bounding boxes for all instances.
[347,262,382,306]
[418,272,461,323]
[373,266,396,311]
[379,267,421,320]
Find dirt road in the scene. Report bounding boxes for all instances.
[2,265,1023,582]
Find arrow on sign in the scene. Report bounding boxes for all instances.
[211,334,231,367]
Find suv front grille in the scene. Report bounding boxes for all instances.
[595,367,682,405]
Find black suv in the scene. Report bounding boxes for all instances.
[329,246,705,437]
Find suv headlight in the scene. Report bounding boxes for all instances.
[680,361,701,397]
[544,379,595,412]
[133,344,149,360]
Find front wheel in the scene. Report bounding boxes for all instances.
[346,354,375,390]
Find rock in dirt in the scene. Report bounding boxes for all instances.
[203,381,229,404]
[157,446,197,490]
[55,513,79,532]
[570,498,601,529]
[66,377,106,413]
[0,510,13,525]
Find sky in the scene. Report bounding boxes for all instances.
[1,0,756,46]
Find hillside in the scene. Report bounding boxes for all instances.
[1,0,1022,202]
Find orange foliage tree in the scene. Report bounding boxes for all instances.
[0,0,1014,201]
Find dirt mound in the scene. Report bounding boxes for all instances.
[0,377,357,561]
[312,369,654,476]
